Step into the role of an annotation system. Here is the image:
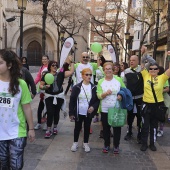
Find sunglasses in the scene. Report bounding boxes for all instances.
[84,74,92,77]
[83,56,89,59]
[51,64,57,67]
[149,68,158,70]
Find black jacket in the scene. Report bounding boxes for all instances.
[69,81,100,121]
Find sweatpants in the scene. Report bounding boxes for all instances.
[0,137,27,170]
[74,115,92,143]
[127,97,142,135]
[141,102,161,145]
[45,97,64,127]
[101,112,121,148]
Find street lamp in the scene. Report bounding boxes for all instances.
[125,32,130,62]
[153,0,164,60]
[18,0,27,58]
[74,41,77,61]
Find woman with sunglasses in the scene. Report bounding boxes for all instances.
[40,57,74,138]
[97,62,126,154]
[0,49,35,169]
[69,68,99,152]
[140,49,170,152]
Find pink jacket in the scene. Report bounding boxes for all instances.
[34,65,48,84]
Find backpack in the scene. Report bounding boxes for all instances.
[125,69,144,96]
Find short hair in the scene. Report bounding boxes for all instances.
[122,62,128,69]
[48,60,58,72]
[103,62,114,71]
[21,56,27,63]
[81,68,92,75]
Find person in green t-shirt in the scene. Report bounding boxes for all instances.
[0,49,35,170]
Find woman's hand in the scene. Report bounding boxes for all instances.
[88,106,94,114]
[117,95,122,101]
[28,130,35,142]
[69,115,75,121]
[101,89,112,98]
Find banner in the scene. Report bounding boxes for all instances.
[60,37,74,68]
[107,45,116,62]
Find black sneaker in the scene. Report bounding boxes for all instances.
[99,130,103,138]
[124,132,132,141]
[140,144,148,151]
[149,144,157,151]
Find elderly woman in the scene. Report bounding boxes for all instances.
[69,68,99,152]
[97,62,126,154]
[40,57,74,138]
[140,48,170,151]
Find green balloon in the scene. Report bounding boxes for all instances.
[91,42,102,53]
[44,73,54,85]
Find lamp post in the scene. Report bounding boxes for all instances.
[125,32,130,62]
[74,41,77,62]
[17,0,27,58]
[153,0,164,60]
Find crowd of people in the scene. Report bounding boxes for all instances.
[0,46,170,169]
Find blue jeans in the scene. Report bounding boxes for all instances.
[0,137,27,170]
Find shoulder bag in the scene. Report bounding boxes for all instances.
[150,80,168,122]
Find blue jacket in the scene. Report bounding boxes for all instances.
[117,87,133,111]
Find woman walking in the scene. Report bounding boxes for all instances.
[69,68,99,152]
[97,62,125,154]
[0,49,35,169]
[40,57,74,138]
[140,48,170,151]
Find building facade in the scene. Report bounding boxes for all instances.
[0,0,88,65]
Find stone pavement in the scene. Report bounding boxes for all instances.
[22,67,170,170]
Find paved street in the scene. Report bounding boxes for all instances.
[22,68,170,170]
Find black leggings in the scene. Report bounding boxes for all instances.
[101,112,121,148]
[0,137,27,170]
[37,100,44,124]
[74,115,92,143]
[45,97,64,127]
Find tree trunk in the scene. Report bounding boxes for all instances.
[167,1,170,51]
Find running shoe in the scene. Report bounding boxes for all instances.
[71,142,78,152]
[43,124,47,131]
[93,117,99,123]
[83,143,90,152]
[102,146,110,153]
[44,131,52,138]
[34,123,41,130]
[113,147,119,154]
[157,130,163,137]
[53,128,58,135]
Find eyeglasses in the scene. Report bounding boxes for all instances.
[149,68,158,70]
[84,74,92,77]
[83,56,89,59]
[51,64,57,67]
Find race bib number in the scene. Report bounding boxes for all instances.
[0,94,14,108]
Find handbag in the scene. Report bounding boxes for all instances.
[108,101,127,127]
[150,80,168,122]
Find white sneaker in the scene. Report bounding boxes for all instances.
[43,124,47,131]
[157,130,163,137]
[83,143,90,152]
[71,142,78,152]
[34,123,41,130]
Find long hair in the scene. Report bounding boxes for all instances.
[0,49,22,96]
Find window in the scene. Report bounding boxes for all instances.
[132,0,136,8]
[94,36,103,41]
[95,7,105,12]
[106,13,116,20]
[95,26,104,31]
